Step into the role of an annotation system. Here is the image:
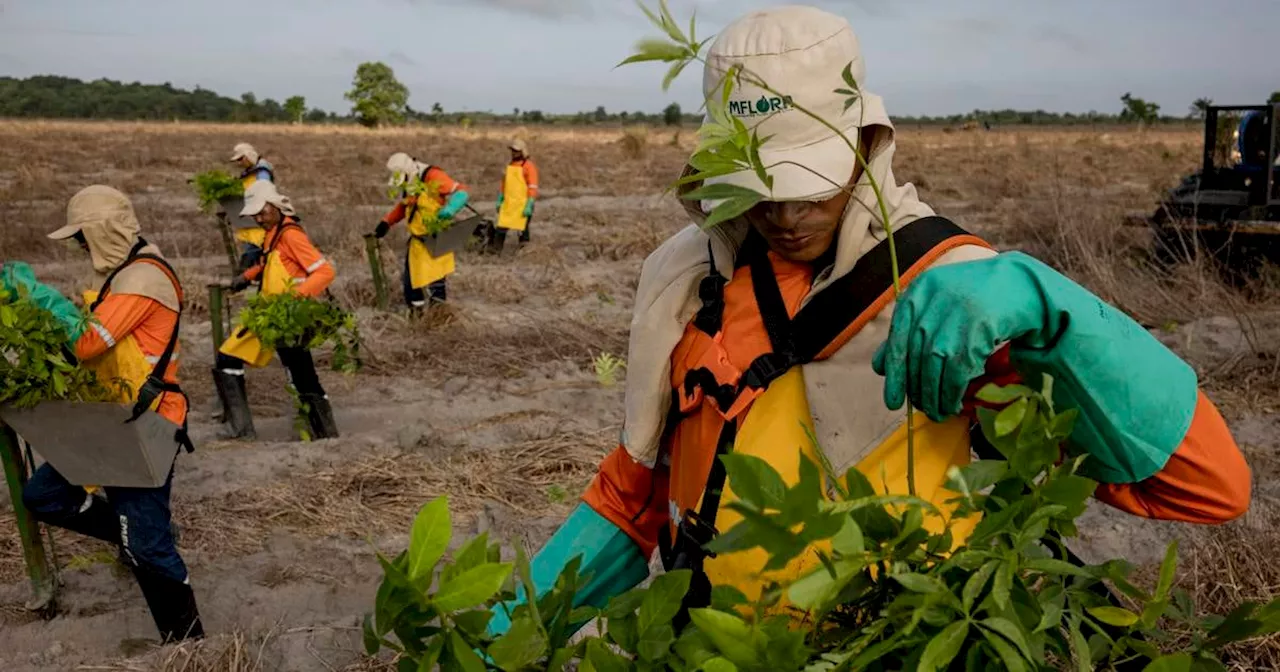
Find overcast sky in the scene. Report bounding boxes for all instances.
[0,0,1274,117]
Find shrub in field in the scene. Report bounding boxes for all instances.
[0,284,112,408]
[364,2,1280,669]
[191,169,244,214]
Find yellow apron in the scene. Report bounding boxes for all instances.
[80,289,173,495]
[235,173,266,247]
[217,246,294,368]
[80,289,163,407]
[703,368,978,605]
[406,195,456,289]
[497,164,530,232]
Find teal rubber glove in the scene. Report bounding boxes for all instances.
[438,190,469,220]
[1,261,86,341]
[522,198,535,218]
[871,251,1197,484]
[495,192,505,211]
[487,503,649,637]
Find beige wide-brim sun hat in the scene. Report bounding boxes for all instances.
[698,6,890,203]
[509,139,529,155]
[230,142,259,164]
[240,180,296,218]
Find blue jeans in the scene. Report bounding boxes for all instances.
[23,463,189,583]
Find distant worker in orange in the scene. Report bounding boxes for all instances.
[375,152,471,309]
[214,181,338,441]
[493,138,540,251]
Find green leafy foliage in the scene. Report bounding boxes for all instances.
[236,291,362,374]
[0,285,113,408]
[386,177,454,236]
[191,169,244,214]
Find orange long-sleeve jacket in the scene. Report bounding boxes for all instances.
[239,218,334,297]
[75,293,186,426]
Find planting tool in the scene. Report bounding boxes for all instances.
[214,212,238,272]
[0,421,58,617]
[208,283,231,358]
[363,233,390,310]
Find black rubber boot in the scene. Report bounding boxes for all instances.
[302,393,339,440]
[491,228,507,256]
[211,369,256,440]
[132,568,205,643]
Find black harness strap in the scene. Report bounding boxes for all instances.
[239,163,275,183]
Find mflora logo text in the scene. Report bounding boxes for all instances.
[729,95,795,117]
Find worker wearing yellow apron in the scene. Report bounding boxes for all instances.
[375,152,471,309]
[214,181,338,441]
[488,6,1251,636]
[229,142,275,271]
[492,138,540,252]
[3,186,204,643]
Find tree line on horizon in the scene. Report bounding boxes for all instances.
[2,67,1276,129]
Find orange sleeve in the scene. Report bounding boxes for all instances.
[75,293,158,362]
[427,167,463,196]
[242,259,265,283]
[1096,391,1250,524]
[524,161,540,199]
[382,200,408,227]
[582,446,670,557]
[281,228,334,298]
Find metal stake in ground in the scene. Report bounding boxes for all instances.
[0,422,58,618]
[363,233,390,311]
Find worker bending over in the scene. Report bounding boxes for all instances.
[375,152,470,309]
[489,5,1251,636]
[2,186,203,643]
[214,181,338,441]
[493,138,540,251]
[229,142,276,270]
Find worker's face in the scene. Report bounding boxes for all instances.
[744,171,857,263]
[510,149,523,162]
[71,231,90,254]
[237,156,254,170]
[253,203,283,228]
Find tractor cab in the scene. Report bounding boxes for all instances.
[1144,104,1280,273]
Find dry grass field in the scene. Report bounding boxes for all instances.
[2,120,1279,670]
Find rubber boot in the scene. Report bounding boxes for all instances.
[211,369,256,440]
[491,228,507,256]
[132,567,205,643]
[301,393,339,439]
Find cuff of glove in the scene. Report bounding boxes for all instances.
[1007,254,1198,484]
[487,502,649,637]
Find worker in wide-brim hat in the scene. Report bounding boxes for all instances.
[1,185,203,643]
[374,152,471,310]
[487,4,1252,638]
[227,142,277,271]
[492,138,540,252]
[214,180,338,441]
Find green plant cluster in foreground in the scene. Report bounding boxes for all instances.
[366,378,1280,671]
[0,285,113,409]
[236,291,362,375]
[191,169,245,214]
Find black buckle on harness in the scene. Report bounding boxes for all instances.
[683,368,739,413]
[740,351,796,392]
[693,273,727,336]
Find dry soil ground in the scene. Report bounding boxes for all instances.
[1,121,1278,670]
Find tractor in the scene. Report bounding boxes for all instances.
[1134,104,1280,275]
